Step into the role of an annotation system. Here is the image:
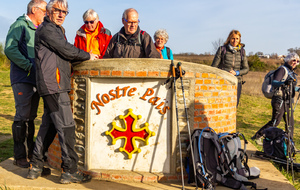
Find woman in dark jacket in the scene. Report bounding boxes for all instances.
[211,30,249,107]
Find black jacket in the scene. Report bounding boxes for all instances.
[35,16,90,96]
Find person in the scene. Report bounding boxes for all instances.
[4,0,47,168]
[74,9,112,59]
[211,30,249,107]
[251,52,299,144]
[153,29,173,60]
[103,8,160,58]
[27,0,98,183]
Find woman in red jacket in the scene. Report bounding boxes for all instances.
[74,9,112,59]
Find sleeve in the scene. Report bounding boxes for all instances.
[143,32,160,58]
[100,28,112,59]
[211,47,222,67]
[238,49,249,76]
[39,26,90,62]
[4,22,32,71]
[103,34,116,58]
[170,48,174,60]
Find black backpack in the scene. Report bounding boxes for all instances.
[187,127,266,190]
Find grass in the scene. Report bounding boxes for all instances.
[0,139,13,162]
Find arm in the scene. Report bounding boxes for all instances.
[103,34,116,58]
[100,28,112,59]
[237,49,249,76]
[4,22,32,71]
[211,47,222,67]
[143,32,160,58]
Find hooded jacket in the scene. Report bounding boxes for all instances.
[103,26,160,58]
[211,44,249,83]
[35,16,90,96]
[74,21,112,59]
[5,14,37,86]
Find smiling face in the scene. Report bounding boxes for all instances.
[230,34,240,47]
[155,36,166,48]
[289,58,299,69]
[122,10,139,35]
[84,16,98,32]
[48,2,68,26]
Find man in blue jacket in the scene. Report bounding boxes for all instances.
[4,0,47,168]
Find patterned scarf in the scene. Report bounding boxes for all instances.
[228,44,241,53]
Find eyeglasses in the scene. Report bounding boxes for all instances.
[292,59,299,63]
[124,18,140,25]
[36,7,46,13]
[52,7,69,16]
[84,19,96,25]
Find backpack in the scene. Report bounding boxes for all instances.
[263,127,295,160]
[218,133,260,180]
[166,47,171,60]
[261,66,288,99]
[187,127,265,190]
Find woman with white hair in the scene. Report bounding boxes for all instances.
[74,9,112,59]
[252,52,300,143]
[153,29,173,60]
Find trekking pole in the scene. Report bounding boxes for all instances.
[288,80,295,183]
[171,61,185,190]
[177,62,198,190]
[293,91,300,112]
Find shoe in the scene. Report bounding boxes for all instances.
[255,137,263,146]
[60,171,92,184]
[13,158,29,168]
[41,167,51,177]
[27,165,42,179]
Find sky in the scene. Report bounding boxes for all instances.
[0,0,299,56]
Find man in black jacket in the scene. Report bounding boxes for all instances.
[27,0,98,183]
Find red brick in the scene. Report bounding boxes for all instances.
[160,72,169,77]
[148,71,159,77]
[201,86,208,90]
[112,70,122,76]
[80,70,89,75]
[136,71,147,77]
[124,71,135,76]
[100,70,110,76]
[194,117,202,122]
[195,92,203,97]
[195,79,203,84]
[204,79,211,84]
[74,70,80,76]
[185,72,194,77]
[90,70,99,76]
[194,104,203,110]
[202,73,209,78]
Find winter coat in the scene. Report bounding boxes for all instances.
[211,45,249,83]
[103,26,160,58]
[74,21,112,59]
[35,16,90,96]
[4,14,37,86]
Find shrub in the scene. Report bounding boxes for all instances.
[247,55,267,72]
[0,43,9,71]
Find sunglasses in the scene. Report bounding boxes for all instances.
[292,59,299,63]
[84,19,96,25]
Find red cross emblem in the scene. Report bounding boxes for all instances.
[105,108,155,159]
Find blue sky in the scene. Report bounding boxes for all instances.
[1,0,299,56]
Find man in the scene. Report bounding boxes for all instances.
[4,0,47,168]
[27,0,98,183]
[104,8,160,58]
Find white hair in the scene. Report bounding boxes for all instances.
[284,52,300,63]
[153,29,169,42]
[46,0,68,13]
[83,9,99,21]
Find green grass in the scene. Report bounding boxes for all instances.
[0,139,13,162]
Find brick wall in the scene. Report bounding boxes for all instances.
[47,58,237,180]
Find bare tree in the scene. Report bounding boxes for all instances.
[212,38,224,54]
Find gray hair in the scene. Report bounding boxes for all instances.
[27,0,47,14]
[122,8,138,20]
[83,9,99,21]
[46,0,68,14]
[154,29,169,42]
[284,52,300,63]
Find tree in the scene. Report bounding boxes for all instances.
[0,42,10,70]
[212,38,224,54]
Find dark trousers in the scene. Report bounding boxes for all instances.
[12,83,39,160]
[31,92,79,173]
[255,96,294,138]
[237,82,242,107]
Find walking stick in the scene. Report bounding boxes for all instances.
[293,91,300,112]
[177,62,198,189]
[171,61,185,189]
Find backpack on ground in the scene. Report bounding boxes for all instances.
[263,127,295,159]
[187,127,266,190]
[218,133,260,180]
[262,66,288,99]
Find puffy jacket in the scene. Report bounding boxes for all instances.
[5,14,37,86]
[103,26,160,58]
[74,21,112,59]
[35,16,90,96]
[211,45,249,82]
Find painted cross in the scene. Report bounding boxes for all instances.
[105,108,155,159]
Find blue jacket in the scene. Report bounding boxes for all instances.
[161,46,173,60]
[5,15,37,86]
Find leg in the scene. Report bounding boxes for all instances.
[236,82,242,107]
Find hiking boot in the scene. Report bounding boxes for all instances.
[13,158,29,168]
[27,165,42,180]
[60,171,92,184]
[255,137,263,146]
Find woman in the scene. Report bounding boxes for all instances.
[153,29,173,60]
[211,30,249,107]
[74,9,112,59]
[251,52,299,143]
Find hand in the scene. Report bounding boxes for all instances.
[89,53,99,60]
[229,70,236,76]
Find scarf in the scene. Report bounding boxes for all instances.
[228,44,241,53]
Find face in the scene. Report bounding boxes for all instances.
[289,58,299,69]
[155,36,166,48]
[122,11,139,35]
[48,3,68,26]
[34,2,47,25]
[230,34,240,47]
[84,16,98,32]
